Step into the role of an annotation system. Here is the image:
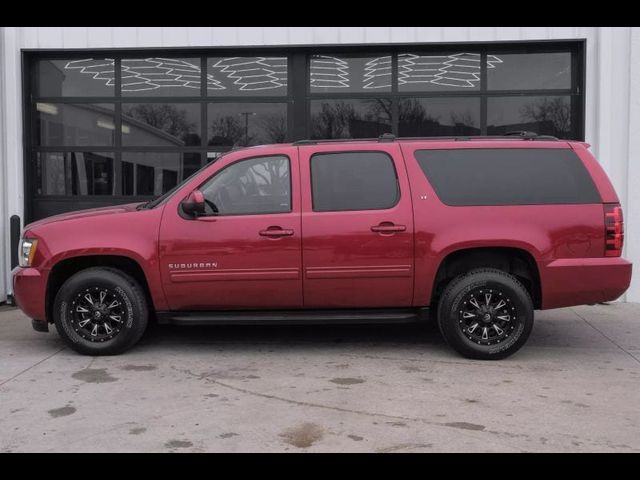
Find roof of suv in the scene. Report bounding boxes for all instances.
[290,132,580,146]
[235,132,590,152]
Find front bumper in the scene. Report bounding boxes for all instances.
[541,257,632,309]
[12,266,48,322]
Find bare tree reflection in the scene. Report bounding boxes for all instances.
[311,101,392,139]
[399,99,479,136]
[124,104,198,144]
[399,99,439,128]
[520,97,571,138]
[209,116,246,146]
[258,113,287,143]
[249,157,289,193]
[209,112,287,147]
[449,111,477,129]
[311,102,357,139]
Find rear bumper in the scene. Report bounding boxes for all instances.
[541,257,632,309]
[12,266,48,321]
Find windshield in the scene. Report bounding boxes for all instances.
[137,156,225,210]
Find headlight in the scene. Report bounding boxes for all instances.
[19,239,38,267]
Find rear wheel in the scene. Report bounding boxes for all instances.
[437,268,534,360]
[53,268,148,355]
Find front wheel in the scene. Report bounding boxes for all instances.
[53,267,148,355]
[437,268,534,360]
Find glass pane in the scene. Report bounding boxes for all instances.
[121,152,202,196]
[36,59,115,97]
[207,103,287,147]
[35,152,114,195]
[35,103,115,146]
[311,152,398,212]
[487,96,573,138]
[398,97,481,137]
[310,55,392,93]
[488,53,571,90]
[208,57,288,96]
[415,149,599,206]
[121,57,202,96]
[122,103,201,146]
[310,99,392,139]
[200,155,291,215]
[398,53,483,92]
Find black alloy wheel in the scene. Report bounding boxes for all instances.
[437,268,534,360]
[69,287,127,342]
[458,287,517,346]
[53,267,148,355]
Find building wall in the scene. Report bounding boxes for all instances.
[0,30,6,301]
[1,26,639,302]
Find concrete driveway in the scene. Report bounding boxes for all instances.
[1,303,639,452]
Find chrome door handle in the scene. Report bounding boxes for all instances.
[371,223,406,234]
[259,227,294,238]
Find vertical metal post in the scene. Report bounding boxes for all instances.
[10,215,20,270]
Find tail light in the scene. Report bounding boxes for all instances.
[604,203,624,257]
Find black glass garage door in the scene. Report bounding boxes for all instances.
[24,41,584,221]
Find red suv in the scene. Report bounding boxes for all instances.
[12,133,632,359]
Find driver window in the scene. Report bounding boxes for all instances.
[200,155,291,216]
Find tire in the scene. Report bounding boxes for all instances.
[53,267,148,355]
[437,268,534,360]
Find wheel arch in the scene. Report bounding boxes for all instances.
[45,255,155,324]
[431,246,542,309]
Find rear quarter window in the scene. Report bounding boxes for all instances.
[414,148,601,206]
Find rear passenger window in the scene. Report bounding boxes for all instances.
[415,148,601,206]
[311,152,399,211]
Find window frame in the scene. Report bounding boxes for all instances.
[413,147,601,207]
[307,44,583,140]
[195,153,293,217]
[22,40,585,223]
[309,150,401,213]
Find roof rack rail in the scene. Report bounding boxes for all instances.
[503,130,559,140]
[378,133,396,142]
[292,132,558,145]
[292,134,397,146]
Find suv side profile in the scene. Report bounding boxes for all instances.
[12,133,632,360]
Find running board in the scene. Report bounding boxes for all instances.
[156,308,428,326]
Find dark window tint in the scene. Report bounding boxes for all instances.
[415,149,600,206]
[35,152,114,196]
[311,152,399,211]
[121,58,202,96]
[200,156,291,215]
[136,164,155,195]
[310,55,392,93]
[122,161,134,196]
[36,103,115,147]
[121,152,202,196]
[122,103,201,147]
[399,97,481,137]
[487,96,573,139]
[310,99,392,139]
[208,103,287,147]
[488,53,571,90]
[37,59,115,97]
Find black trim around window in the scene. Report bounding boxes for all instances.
[22,39,586,222]
[309,150,401,212]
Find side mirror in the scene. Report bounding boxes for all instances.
[181,190,206,217]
